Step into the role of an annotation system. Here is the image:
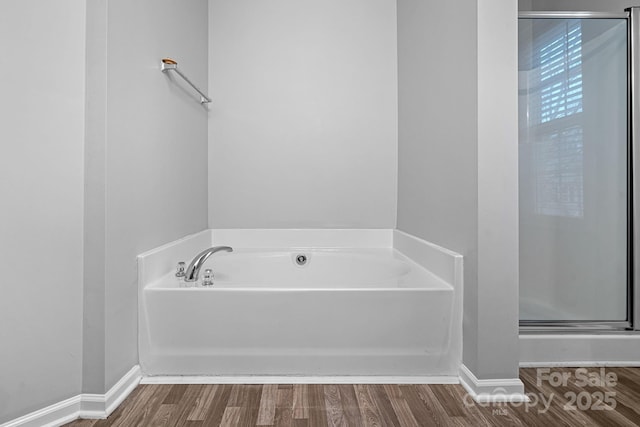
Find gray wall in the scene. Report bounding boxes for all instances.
[397,0,479,371]
[208,0,398,229]
[83,0,108,394]
[475,0,520,379]
[0,1,210,420]
[397,1,478,270]
[397,0,520,380]
[83,0,210,392]
[0,1,86,422]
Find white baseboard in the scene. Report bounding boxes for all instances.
[520,361,640,368]
[458,364,528,403]
[141,375,459,385]
[0,396,82,427]
[81,365,142,419]
[1,365,141,427]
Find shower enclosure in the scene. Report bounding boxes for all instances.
[519,9,639,330]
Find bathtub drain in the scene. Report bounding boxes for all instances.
[295,254,307,266]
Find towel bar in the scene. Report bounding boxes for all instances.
[161,58,211,104]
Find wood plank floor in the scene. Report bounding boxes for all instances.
[64,368,640,426]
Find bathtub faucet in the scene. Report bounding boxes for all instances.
[184,246,233,282]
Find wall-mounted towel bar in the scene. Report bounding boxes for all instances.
[160,58,211,104]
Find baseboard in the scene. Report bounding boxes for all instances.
[458,364,528,403]
[0,365,141,427]
[0,396,82,427]
[81,365,142,419]
[520,361,640,368]
[141,375,460,385]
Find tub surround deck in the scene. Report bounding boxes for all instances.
[147,248,452,290]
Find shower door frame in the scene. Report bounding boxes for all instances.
[518,10,638,332]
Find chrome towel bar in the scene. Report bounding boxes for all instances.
[160,58,211,104]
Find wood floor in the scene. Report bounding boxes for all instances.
[64,368,640,426]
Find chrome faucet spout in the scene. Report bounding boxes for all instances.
[184,246,233,282]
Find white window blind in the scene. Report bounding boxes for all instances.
[538,20,583,123]
[531,20,584,218]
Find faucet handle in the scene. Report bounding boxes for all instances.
[175,262,186,277]
[202,269,214,286]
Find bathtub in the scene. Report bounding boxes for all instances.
[138,229,462,379]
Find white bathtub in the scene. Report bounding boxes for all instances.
[138,230,462,379]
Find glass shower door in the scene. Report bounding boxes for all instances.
[518,16,629,326]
